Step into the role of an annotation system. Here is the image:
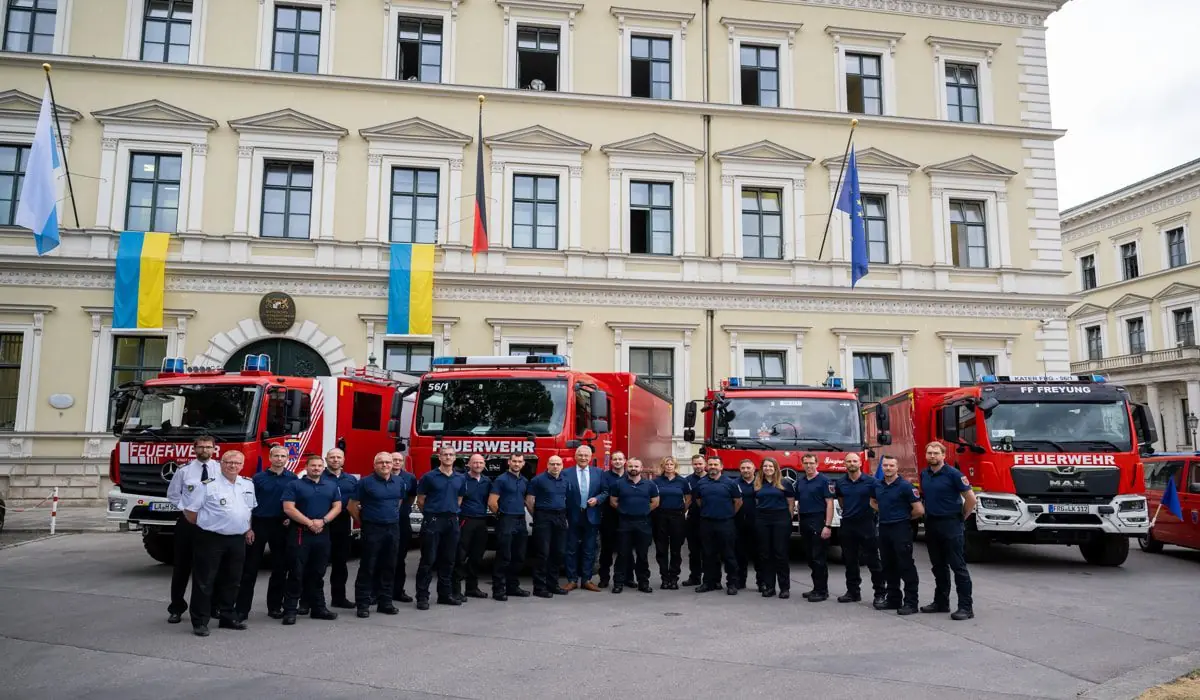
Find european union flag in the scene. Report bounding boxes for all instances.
[1161,475,1183,522]
[835,146,869,287]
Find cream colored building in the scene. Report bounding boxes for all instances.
[0,0,1070,504]
[1061,158,1200,453]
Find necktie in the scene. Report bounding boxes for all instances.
[580,468,589,508]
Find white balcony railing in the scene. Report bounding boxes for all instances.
[1071,345,1200,373]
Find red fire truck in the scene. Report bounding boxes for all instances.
[864,375,1158,566]
[106,355,414,564]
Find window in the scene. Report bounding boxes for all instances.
[1166,227,1187,268]
[744,350,786,386]
[852,352,892,403]
[260,161,313,239]
[630,35,671,99]
[1184,398,1193,447]
[0,144,29,226]
[3,0,55,53]
[1174,309,1195,346]
[397,16,442,82]
[844,53,882,115]
[630,181,672,255]
[389,167,438,244]
[351,392,383,431]
[862,194,889,264]
[512,174,558,250]
[1120,241,1139,280]
[108,336,167,428]
[949,199,988,268]
[957,355,994,386]
[630,347,674,400]
[1126,318,1146,355]
[1085,325,1103,361]
[1080,254,1097,291]
[957,404,978,444]
[509,344,557,357]
[125,153,182,232]
[272,4,321,74]
[741,187,782,260]
[516,26,559,91]
[739,45,778,107]
[0,332,22,431]
[1144,460,1182,491]
[945,62,979,123]
[384,341,433,374]
[141,0,193,64]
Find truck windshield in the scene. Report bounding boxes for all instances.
[417,378,568,437]
[714,397,862,448]
[985,401,1132,452]
[120,384,261,440]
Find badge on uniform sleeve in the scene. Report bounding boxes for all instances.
[961,476,971,487]
[219,498,227,506]
[828,483,836,494]
[186,484,195,492]
[912,488,920,499]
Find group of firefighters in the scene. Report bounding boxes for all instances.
[166,435,978,637]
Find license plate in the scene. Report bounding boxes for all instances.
[150,502,179,512]
[1048,504,1089,514]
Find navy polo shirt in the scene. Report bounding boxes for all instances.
[836,473,878,520]
[795,473,836,516]
[325,470,358,508]
[876,477,921,525]
[920,465,971,517]
[735,478,757,517]
[602,470,628,508]
[282,475,341,520]
[251,468,296,518]
[461,474,493,518]
[354,472,405,524]
[492,471,528,516]
[396,470,418,517]
[685,471,705,509]
[653,475,691,510]
[693,476,742,520]
[755,480,795,512]
[418,469,467,515]
[612,478,660,516]
[530,472,568,511]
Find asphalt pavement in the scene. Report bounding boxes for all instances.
[0,533,1197,700]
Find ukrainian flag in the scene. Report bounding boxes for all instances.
[114,231,170,329]
[387,242,434,335]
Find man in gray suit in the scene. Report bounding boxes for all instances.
[562,445,609,592]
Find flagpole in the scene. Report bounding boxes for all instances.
[1150,501,1162,527]
[816,118,859,262]
[472,94,486,275]
[42,63,80,229]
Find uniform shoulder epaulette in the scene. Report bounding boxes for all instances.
[201,478,215,484]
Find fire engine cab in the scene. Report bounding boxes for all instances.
[106,355,414,564]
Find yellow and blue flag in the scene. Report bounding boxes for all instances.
[114,231,169,329]
[387,242,434,335]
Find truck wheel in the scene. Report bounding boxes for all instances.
[963,531,991,563]
[142,531,175,565]
[1137,532,1164,554]
[1080,534,1129,567]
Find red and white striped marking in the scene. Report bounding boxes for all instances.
[49,487,59,535]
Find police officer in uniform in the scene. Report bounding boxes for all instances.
[919,441,977,620]
[236,444,296,621]
[527,454,570,598]
[488,453,531,601]
[164,434,220,624]
[793,453,835,602]
[454,453,492,600]
[733,459,761,591]
[835,452,885,606]
[596,451,628,588]
[609,457,660,594]
[280,454,343,624]
[692,456,742,595]
[391,452,418,604]
[348,451,405,618]
[415,444,467,610]
[753,457,794,599]
[871,455,923,615]
[183,450,255,637]
[681,454,707,587]
[324,447,358,609]
[651,456,690,590]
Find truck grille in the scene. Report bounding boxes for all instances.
[1010,467,1119,502]
[1035,513,1103,526]
[119,463,171,497]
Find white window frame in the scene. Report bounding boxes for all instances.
[486,131,587,254]
[826,26,902,117]
[498,0,581,93]
[612,7,694,101]
[715,148,810,262]
[741,345,798,384]
[1071,241,1100,291]
[941,191,1000,269]
[825,163,913,269]
[374,156,450,245]
[622,171,683,257]
[382,1,457,82]
[504,166,569,252]
[1160,292,1200,348]
[382,338,437,372]
[720,17,799,108]
[1118,312,1150,356]
[833,328,912,397]
[925,165,1013,270]
[936,331,1015,386]
[926,36,997,124]
[952,352,999,385]
[122,0,208,64]
[1156,212,1191,270]
[95,120,210,234]
[256,0,335,75]
[625,341,684,433]
[847,348,900,401]
[249,150,322,241]
[85,326,188,433]
[609,322,695,437]
[360,314,456,371]
[1074,313,1108,362]
[604,148,700,258]
[722,325,807,385]
[0,0,73,54]
[0,306,49,435]
[231,125,341,241]
[487,318,579,363]
[1110,227,1142,281]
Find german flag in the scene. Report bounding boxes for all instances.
[472,97,488,258]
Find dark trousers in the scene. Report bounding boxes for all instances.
[879,521,919,607]
[394,518,413,595]
[841,514,885,597]
[735,513,761,588]
[328,512,352,603]
[754,510,791,592]
[926,516,973,610]
[798,514,830,594]
[531,510,568,593]
[700,518,738,588]
[236,515,289,617]
[685,507,704,581]
[355,521,399,609]
[616,515,653,587]
[168,516,197,615]
[284,525,331,614]
[454,517,489,592]
[597,507,628,583]
[652,509,686,582]
[190,530,245,629]
[416,514,460,602]
[492,514,528,595]
[564,515,599,583]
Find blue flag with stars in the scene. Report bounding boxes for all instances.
[835,146,869,287]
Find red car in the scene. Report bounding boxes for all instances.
[1140,452,1200,553]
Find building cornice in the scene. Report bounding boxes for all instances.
[0,303,56,314]
[935,330,1021,340]
[1062,182,1200,244]
[486,317,582,329]
[1061,158,1200,227]
[753,0,1063,28]
[721,324,812,334]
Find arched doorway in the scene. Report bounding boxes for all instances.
[225,338,331,377]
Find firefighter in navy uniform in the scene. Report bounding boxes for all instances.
[454,453,493,600]
[835,452,886,607]
[280,454,343,625]
[871,455,923,615]
[348,452,405,618]
[609,457,660,594]
[488,453,531,601]
[235,444,296,621]
[414,445,468,610]
[919,441,977,621]
[391,452,418,604]
[691,456,743,595]
[732,459,761,591]
[681,454,707,587]
[527,455,570,598]
[651,456,690,590]
[793,453,835,602]
[163,434,220,624]
[596,451,628,588]
[324,447,358,609]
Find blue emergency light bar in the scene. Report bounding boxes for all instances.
[980,374,1106,384]
[722,376,847,390]
[160,357,188,373]
[243,354,272,372]
[432,354,568,368]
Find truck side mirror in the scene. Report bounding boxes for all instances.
[591,418,610,434]
[284,388,307,434]
[591,390,609,420]
[683,401,697,429]
[391,391,404,421]
[1132,403,1157,455]
[940,406,960,443]
[683,428,696,442]
[877,431,892,446]
[874,402,890,431]
[978,396,999,413]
